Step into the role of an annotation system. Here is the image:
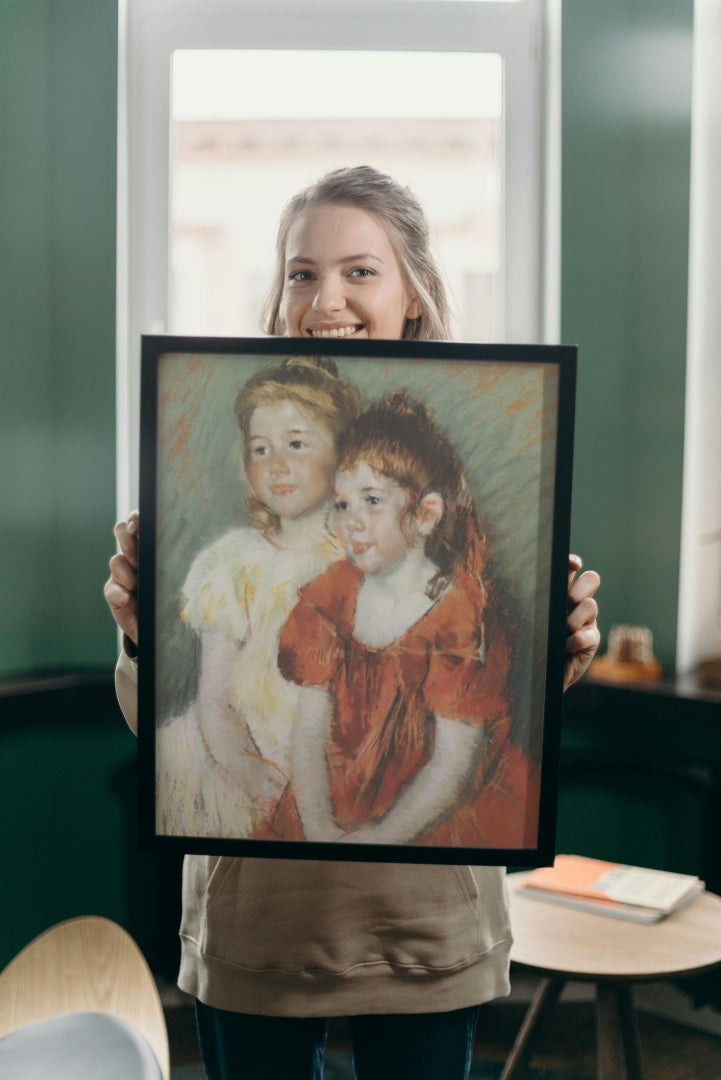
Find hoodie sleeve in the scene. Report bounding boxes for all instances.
[115,647,139,736]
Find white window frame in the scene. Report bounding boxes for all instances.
[676,0,721,674]
[116,0,559,512]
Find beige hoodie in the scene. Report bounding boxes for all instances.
[116,650,512,1016]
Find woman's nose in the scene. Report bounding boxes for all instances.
[313,273,345,315]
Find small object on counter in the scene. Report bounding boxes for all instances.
[696,654,721,688]
[590,623,662,682]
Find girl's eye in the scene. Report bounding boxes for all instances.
[334,500,349,512]
[289,439,307,450]
[365,495,381,506]
[251,445,268,457]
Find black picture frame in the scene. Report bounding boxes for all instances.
[138,335,576,866]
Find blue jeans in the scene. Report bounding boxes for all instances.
[195,1000,481,1080]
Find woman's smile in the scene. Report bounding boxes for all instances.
[307,323,363,339]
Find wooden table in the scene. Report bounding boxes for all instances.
[503,873,721,1080]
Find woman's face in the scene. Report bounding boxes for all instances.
[246,400,336,520]
[281,203,421,341]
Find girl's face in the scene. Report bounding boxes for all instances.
[334,461,414,574]
[281,203,421,341]
[246,400,336,520]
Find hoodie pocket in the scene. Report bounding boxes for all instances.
[179,854,235,949]
[453,864,480,907]
[182,856,509,976]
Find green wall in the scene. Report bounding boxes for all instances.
[562,0,693,669]
[0,0,118,675]
[0,0,130,968]
[0,682,183,974]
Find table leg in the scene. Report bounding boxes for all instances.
[596,982,643,1080]
[499,976,565,1080]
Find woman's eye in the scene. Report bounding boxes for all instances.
[288,269,313,283]
[349,267,374,279]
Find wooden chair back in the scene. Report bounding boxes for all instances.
[0,916,169,1080]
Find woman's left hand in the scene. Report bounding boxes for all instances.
[565,554,601,691]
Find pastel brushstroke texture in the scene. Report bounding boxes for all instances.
[152,351,556,840]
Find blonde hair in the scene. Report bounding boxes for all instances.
[262,166,454,341]
[234,355,360,536]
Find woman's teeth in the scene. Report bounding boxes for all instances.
[310,326,360,338]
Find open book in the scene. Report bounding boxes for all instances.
[515,854,705,923]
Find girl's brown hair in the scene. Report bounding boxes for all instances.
[234,355,360,536]
[262,166,454,342]
[336,390,486,596]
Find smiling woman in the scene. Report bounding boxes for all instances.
[264,167,449,341]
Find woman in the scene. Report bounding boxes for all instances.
[105,166,600,1080]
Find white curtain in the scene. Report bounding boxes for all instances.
[677,0,721,672]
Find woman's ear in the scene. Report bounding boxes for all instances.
[415,492,444,536]
[406,296,423,320]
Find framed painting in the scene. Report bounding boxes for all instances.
[137,335,576,865]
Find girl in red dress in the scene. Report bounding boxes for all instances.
[274,390,540,850]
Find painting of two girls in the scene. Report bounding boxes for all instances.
[143,339,573,862]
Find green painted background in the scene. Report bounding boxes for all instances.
[0,0,704,970]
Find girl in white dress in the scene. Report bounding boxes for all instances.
[156,355,360,838]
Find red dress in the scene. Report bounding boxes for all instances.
[270,559,539,849]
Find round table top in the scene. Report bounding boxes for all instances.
[508,871,721,981]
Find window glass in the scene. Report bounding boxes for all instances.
[170,50,503,340]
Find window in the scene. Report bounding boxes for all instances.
[117,0,557,509]
[169,49,503,340]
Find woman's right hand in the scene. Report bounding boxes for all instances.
[104,510,139,646]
